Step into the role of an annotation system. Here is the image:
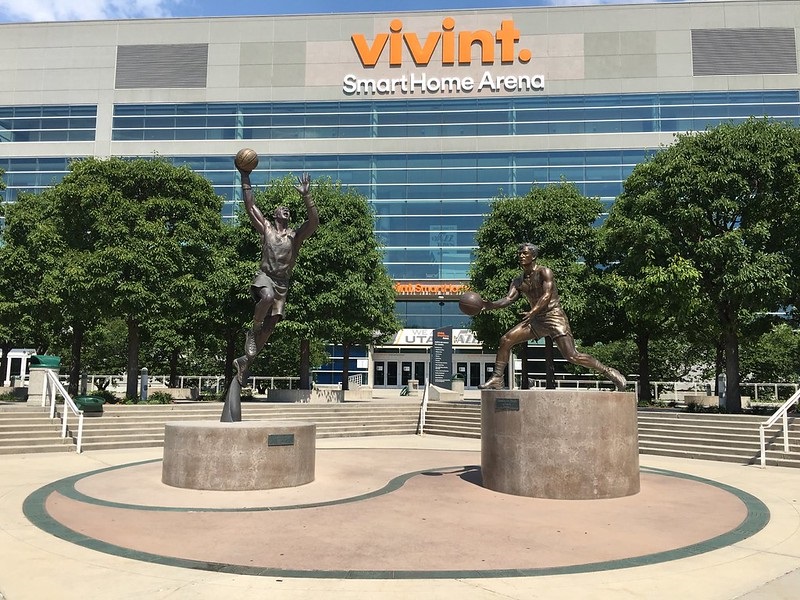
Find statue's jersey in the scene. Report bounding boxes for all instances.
[259,226,298,281]
[514,267,562,312]
[513,267,572,340]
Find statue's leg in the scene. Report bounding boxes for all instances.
[247,286,276,357]
[254,315,281,354]
[479,323,533,390]
[554,335,627,391]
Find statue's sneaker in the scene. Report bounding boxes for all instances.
[479,376,505,390]
[245,328,258,358]
[607,368,627,392]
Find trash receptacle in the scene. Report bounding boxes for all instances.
[30,355,61,369]
[74,395,105,415]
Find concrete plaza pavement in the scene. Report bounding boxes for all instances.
[1,432,799,600]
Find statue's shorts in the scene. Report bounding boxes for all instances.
[528,307,573,341]
[250,271,289,318]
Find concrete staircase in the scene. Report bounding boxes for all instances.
[637,409,800,468]
[0,405,73,454]
[5,399,799,467]
[1,402,422,453]
[421,400,800,468]
[73,402,421,452]
[423,400,481,439]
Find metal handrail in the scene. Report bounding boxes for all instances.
[759,387,800,468]
[45,370,85,453]
[417,377,430,435]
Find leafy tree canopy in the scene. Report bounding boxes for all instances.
[609,118,800,410]
[39,156,224,396]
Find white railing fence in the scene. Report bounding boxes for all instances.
[649,381,799,405]
[81,374,300,396]
[759,387,800,468]
[45,370,84,453]
[527,378,631,393]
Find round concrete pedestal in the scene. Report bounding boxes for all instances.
[162,420,315,491]
[481,390,639,499]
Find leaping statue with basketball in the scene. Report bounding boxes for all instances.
[221,148,319,422]
[461,243,626,391]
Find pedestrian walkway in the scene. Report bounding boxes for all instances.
[1,434,799,599]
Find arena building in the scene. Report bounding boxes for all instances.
[1,1,798,388]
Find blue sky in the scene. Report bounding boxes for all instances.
[0,0,724,23]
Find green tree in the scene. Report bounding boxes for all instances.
[469,182,604,376]
[612,118,800,411]
[0,192,60,382]
[44,157,223,397]
[1,176,48,381]
[600,236,702,401]
[739,322,800,384]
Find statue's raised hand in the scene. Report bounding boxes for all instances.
[295,173,311,197]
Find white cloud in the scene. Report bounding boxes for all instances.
[0,0,181,22]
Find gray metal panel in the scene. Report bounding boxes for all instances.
[115,43,208,89]
[692,28,797,75]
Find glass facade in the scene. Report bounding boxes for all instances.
[111,91,800,141]
[0,105,96,143]
[2,89,799,305]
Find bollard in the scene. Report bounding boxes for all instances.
[140,367,149,402]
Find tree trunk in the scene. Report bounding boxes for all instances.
[126,318,140,400]
[299,338,311,390]
[68,322,85,396]
[545,337,555,389]
[717,305,742,412]
[169,348,179,388]
[341,342,351,391]
[635,331,651,403]
[723,327,742,413]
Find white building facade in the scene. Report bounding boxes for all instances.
[1,1,798,387]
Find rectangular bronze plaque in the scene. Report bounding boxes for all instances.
[267,434,295,446]
[495,398,520,411]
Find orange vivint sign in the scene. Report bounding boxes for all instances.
[394,282,467,296]
[351,18,531,67]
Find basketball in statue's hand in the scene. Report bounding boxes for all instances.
[458,291,485,316]
[234,148,259,173]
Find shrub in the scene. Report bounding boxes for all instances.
[145,391,173,404]
[0,391,21,403]
[92,389,119,404]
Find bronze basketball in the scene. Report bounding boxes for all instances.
[234,148,259,172]
[458,291,484,316]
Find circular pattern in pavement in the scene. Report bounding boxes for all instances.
[23,448,769,579]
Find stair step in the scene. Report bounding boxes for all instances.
[0,443,74,454]
[6,401,799,469]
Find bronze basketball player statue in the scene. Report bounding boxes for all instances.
[221,149,319,422]
[475,243,626,391]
